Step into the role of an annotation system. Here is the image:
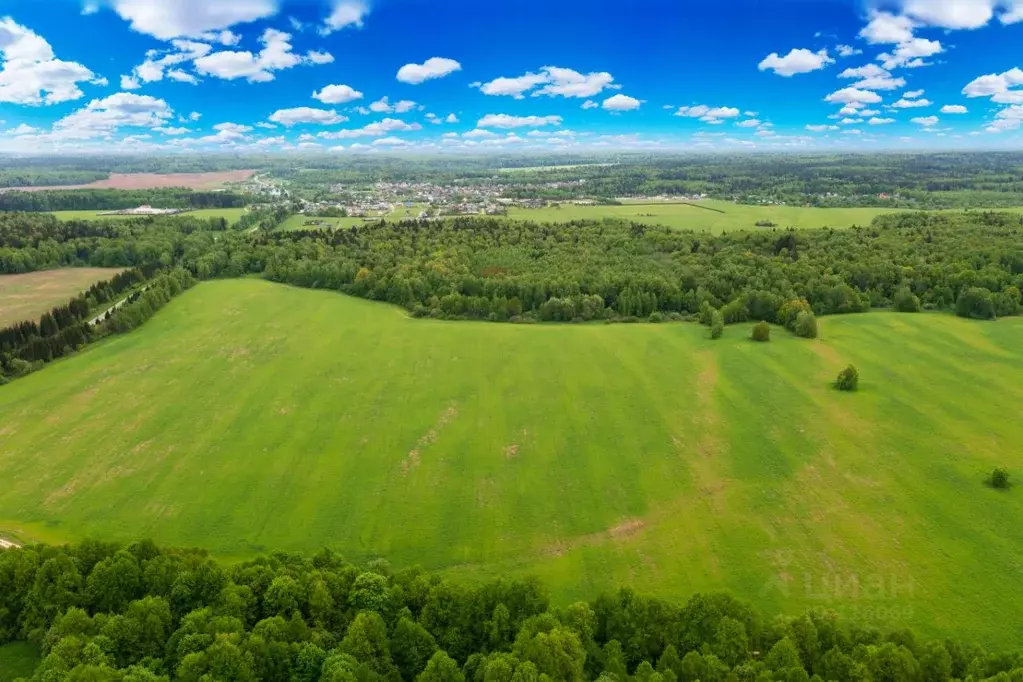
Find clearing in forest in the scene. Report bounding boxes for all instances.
[0,268,124,327]
[505,200,1023,233]
[0,279,1020,647]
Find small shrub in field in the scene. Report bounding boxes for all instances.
[835,364,859,391]
[751,321,770,342]
[989,467,1010,489]
[710,310,724,339]
[793,311,818,339]
[649,311,663,323]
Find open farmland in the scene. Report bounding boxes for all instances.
[49,207,249,225]
[4,170,256,192]
[506,200,1023,233]
[1,279,1021,646]
[0,267,122,327]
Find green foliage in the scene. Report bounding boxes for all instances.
[835,365,859,392]
[893,286,921,313]
[698,300,715,326]
[418,650,464,682]
[3,534,1023,680]
[793,311,818,339]
[751,321,771,342]
[956,287,996,320]
[0,188,248,212]
[988,467,1011,490]
[710,310,724,339]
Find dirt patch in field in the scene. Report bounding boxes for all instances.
[45,481,76,506]
[503,444,519,458]
[5,170,256,192]
[0,538,20,549]
[402,404,458,474]
[542,517,648,556]
[609,518,646,538]
[810,340,844,370]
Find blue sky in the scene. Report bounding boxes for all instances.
[0,0,1021,153]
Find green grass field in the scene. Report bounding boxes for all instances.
[506,200,1023,233]
[278,206,431,231]
[278,214,378,231]
[1,280,1021,646]
[0,642,39,682]
[0,267,123,327]
[49,208,249,225]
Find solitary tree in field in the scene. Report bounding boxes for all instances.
[710,310,724,339]
[751,321,770,342]
[835,365,859,392]
[989,467,1010,490]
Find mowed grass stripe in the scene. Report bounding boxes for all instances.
[0,280,1021,646]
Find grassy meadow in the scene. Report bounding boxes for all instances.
[0,267,123,327]
[277,201,1023,235]
[1,280,1021,646]
[506,200,1023,233]
[0,642,39,681]
[279,214,380,231]
[49,208,249,225]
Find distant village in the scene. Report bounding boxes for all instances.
[239,177,709,222]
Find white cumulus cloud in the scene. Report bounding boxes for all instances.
[52,92,174,140]
[911,115,939,126]
[0,17,105,105]
[268,107,347,126]
[396,57,462,84]
[477,113,562,128]
[321,0,369,34]
[675,105,741,122]
[758,48,833,76]
[476,66,619,99]
[602,94,641,111]
[108,0,278,40]
[891,97,933,108]
[941,104,968,113]
[193,29,327,82]
[962,68,1023,100]
[824,87,883,105]
[369,96,417,113]
[318,118,422,139]
[838,63,907,91]
[879,37,943,69]
[313,84,364,104]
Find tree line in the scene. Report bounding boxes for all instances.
[2,211,1022,333]
[0,540,1020,681]
[0,267,195,382]
[243,212,1021,325]
[0,189,250,213]
[0,170,110,188]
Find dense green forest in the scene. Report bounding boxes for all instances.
[0,189,250,212]
[0,171,110,189]
[1,540,1021,681]
[0,156,264,176]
